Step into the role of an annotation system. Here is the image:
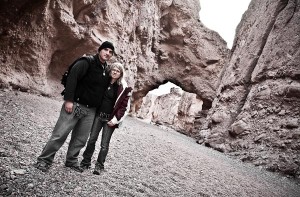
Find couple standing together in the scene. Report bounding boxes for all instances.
[35,41,132,175]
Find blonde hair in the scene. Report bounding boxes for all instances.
[109,62,125,85]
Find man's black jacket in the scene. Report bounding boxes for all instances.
[64,54,110,108]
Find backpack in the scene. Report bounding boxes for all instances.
[60,55,95,96]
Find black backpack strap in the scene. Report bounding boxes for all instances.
[84,55,95,65]
[75,55,95,75]
[82,55,95,75]
[60,55,95,96]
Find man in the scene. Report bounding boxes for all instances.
[34,41,115,173]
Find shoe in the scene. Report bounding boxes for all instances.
[93,168,104,175]
[93,163,104,175]
[80,163,91,170]
[65,164,83,173]
[34,161,50,172]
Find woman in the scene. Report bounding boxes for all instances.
[80,62,132,175]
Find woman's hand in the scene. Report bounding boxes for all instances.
[64,101,73,113]
[107,121,115,127]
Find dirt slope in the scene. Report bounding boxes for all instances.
[0,89,299,197]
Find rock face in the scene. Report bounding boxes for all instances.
[137,87,203,136]
[198,0,300,178]
[1,0,299,178]
[0,0,228,110]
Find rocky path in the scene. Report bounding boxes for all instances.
[0,89,299,197]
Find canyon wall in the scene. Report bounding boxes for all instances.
[0,0,228,111]
[197,0,300,178]
[0,0,299,178]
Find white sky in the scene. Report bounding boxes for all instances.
[199,0,251,48]
[150,0,251,96]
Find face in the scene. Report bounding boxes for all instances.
[99,48,114,63]
[110,67,121,80]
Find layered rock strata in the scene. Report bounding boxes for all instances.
[198,0,300,178]
[1,0,299,178]
[0,0,228,112]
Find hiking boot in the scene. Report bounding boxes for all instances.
[93,163,104,175]
[80,163,91,171]
[65,164,83,173]
[34,161,51,172]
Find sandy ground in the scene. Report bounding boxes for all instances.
[0,89,300,197]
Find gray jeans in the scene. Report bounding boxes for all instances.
[81,115,115,167]
[37,102,96,166]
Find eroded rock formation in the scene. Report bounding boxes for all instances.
[1,0,299,178]
[198,0,300,178]
[137,87,203,136]
[0,0,228,111]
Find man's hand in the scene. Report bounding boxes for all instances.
[64,101,74,113]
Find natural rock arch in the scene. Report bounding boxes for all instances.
[0,0,229,114]
[1,0,300,179]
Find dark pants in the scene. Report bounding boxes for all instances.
[37,103,96,166]
[81,115,115,168]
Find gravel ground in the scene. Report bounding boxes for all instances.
[0,89,300,197]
